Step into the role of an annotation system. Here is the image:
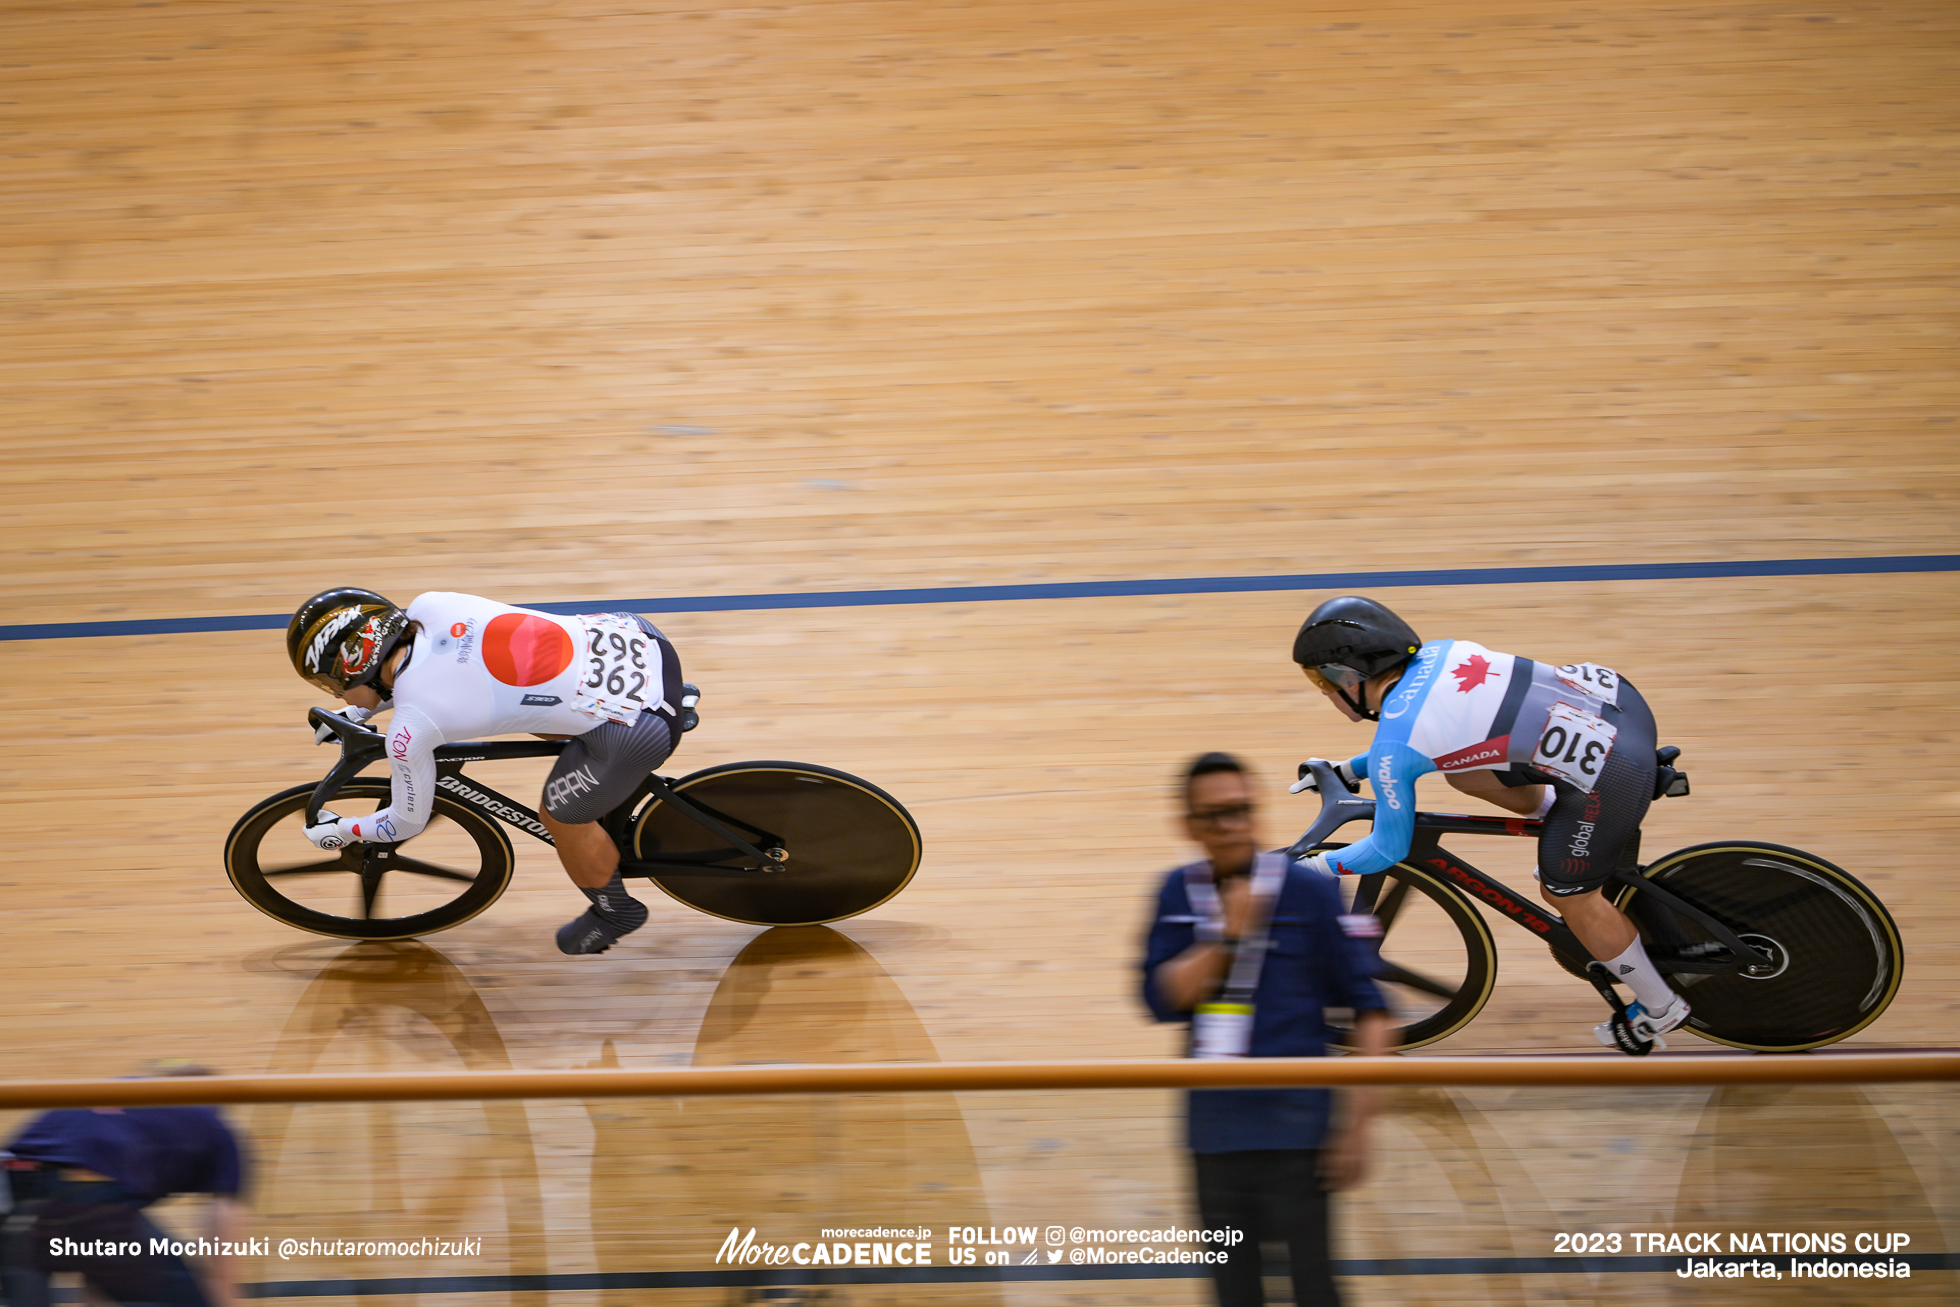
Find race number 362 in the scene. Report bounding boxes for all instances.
[586,626,648,700]
[1531,702,1618,792]
[575,613,655,725]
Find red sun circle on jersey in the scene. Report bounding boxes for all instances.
[482,614,573,686]
[451,622,468,638]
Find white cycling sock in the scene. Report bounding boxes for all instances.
[1530,787,1556,820]
[1603,937,1677,1012]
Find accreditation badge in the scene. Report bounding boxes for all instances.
[1192,1002,1255,1059]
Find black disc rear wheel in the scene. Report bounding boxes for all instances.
[225,778,515,940]
[631,762,921,926]
[1618,842,1903,1052]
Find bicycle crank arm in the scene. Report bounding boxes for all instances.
[1583,962,1655,1058]
[1583,961,1626,1011]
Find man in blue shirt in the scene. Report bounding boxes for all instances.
[1,1080,247,1307]
[1143,752,1391,1307]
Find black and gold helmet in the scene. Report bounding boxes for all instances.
[287,587,409,696]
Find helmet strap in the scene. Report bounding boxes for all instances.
[1336,682,1379,722]
[372,639,413,704]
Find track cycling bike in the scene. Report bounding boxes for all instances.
[225,689,922,940]
[1286,751,1902,1054]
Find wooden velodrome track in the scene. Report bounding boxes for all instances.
[3,0,1957,1303]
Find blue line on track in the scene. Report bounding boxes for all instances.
[5,554,1955,643]
[230,1252,1960,1296]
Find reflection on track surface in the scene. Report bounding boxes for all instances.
[244,943,547,1295]
[584,926,1000,1306]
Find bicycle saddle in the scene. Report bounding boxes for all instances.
[1654,745,1689,800]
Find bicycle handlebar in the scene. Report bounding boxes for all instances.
[1283,760,1380,857]
[304,709,387,826]
[307,705,378,746]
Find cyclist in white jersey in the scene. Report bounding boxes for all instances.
[286,588,686,955]
[1288,596,1690,1051]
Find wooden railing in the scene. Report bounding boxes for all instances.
[3,1053,1956,1109]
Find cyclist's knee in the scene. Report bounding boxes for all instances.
[1539,868,1610,903]
[1539,877,1595,907]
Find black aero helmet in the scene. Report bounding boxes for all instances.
[288,587,410,696]
[1291,596,1422,719]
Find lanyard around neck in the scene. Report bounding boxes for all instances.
[1185,851,1285,1002]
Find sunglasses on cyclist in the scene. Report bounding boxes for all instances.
[1314,663,1368,690]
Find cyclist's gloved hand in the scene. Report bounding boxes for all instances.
[1290,759,1363,795]
[1299,851,1343,878]
[304,810,349,850]
[314,707,370,745]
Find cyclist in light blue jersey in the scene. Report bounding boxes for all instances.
[1288,596,1689,1051]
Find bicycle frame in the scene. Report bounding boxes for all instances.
[304,708,788,880]
[1284,762,1775,977]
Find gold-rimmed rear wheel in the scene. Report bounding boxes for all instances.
[1617,842,1903,1052]
[631,762,921,926]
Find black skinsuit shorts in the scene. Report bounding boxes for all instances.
[1502,678,1658,897]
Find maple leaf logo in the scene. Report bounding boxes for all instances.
[1451,653,1498,693]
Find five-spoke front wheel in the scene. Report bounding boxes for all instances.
[225,778,514,940]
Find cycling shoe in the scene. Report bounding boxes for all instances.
[555,898,649,955]
[1594,993,1690,1055]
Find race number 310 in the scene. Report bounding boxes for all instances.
[1531,702,1618,792]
